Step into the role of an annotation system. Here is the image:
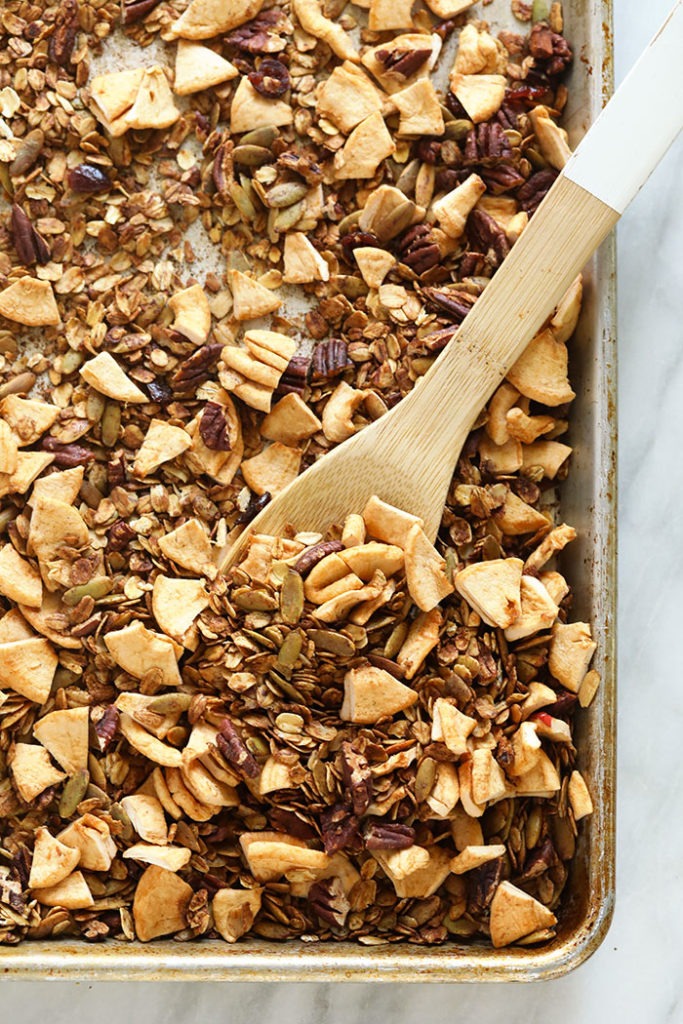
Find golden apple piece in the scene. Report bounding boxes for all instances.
[31,465,84,504]
[58,813,117,871]
[28,826,81,889]
[158,518,214,574]
[1,394,60,445]
[228,268,283,321]
[0,451,54,499]
[454,557,523,628]
[104,619,182,688]
[168,282,211,343]
[173,41,239,96]
[120,794,168,845]
[431,698,476,756]
[404,524,454,612]
[79,351,147,403]
[0,637,57,704]
[123,844,192,871]
[33,706,89,774]
[0,277,60,326]
[119,713,183,768]
[152,575,209,644]
[396,607,442,680]
[169,0,264,41]
[241,442,301,498]
[489,881,557,948]
[361,495,424,547]
[450,844,506,875]
[548,620,597,693]
[9,743,65,802]
[373,845,451,898]
[0,544,42,607]
[568,769,593,820]
[35,871,94,910]
[260,393,322,446]
[133,865,193,942]
[123,66,180,131]
[133,419,191,478]
[213,888,263,943]
[340,664,417,724]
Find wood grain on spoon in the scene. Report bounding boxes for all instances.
[219,1,683,568]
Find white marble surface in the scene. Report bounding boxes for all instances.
[5,0,683,1018]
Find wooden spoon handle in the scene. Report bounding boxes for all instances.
[409,1,683,463]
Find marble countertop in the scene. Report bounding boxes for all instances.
[5,0,683,1019]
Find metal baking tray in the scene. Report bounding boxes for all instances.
[0,0,615,981]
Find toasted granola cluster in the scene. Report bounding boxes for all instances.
[0,0,597,949]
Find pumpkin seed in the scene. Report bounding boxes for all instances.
[234,586,279,611]
[444,118,474,141]
[147,692,193,714]
[246,735,269,757]
[384,621,409,660]
[308,628,355,658]
[240,126,279,148]
[101,401,121,447]
[229,181,258,221]
[396,158,420,197]
[109,801,134,842]
[280,569,304,624]
[266,181,309,208]
[63,576,113,606]
[233,144,275,167]
[415,757,437,802]
[277,630,302,672]
[59,769,90,818]
[272,199,305,232]
[444,916,478,936]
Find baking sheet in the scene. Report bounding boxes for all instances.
[0,0,616,981]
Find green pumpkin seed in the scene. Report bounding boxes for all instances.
[59,769,90,818]
[147,692,193,714]
[246,735,269,757]
[277,630,302,671]
[63,576,113,607]
[396,158,420,197]
[272,199,305,232]
[415,757,437,802]
[444,118,474,141]
[240,126,279,148]
[229,181,258,221]
[308,629,355,658]
[280,569,304,624]
[266,181,309,208]
[101,401,121,447]
[384,621,409,660]
[233,145,275,167]
[234,587,279,611]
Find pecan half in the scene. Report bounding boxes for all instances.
[10,205,50,266]
[396,224,441,275]
[199,403,231,451]
[363,821,415,850]
[309,877,350,928]
[467,856,503,915]
[423,288,477,324]
[94,705,120,753]
[340,742,372,816]
[216,718,260,779]
[517,837,557,881]
[121,0,162,25]
[375,48,432,78]
[310,339,352,383]
[212,142,234,195]
[40,438,95,467]
[517,168,558,214]
[171,343,223,392]
[276,353,311,397]
[48,0,79,67]
[529,22,573,76]
[107,519,135,551]
[320,804,361,855]
[466,208,511,266]
[293,540,344,576]
[463,124,513,167]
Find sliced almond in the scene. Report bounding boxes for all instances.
[105,620,182,689]
[33,707,89,775]
[35,871,94,910]
[158,518,214,574]
[333,111,396,180]
[79,352,147,403]
[58,813,117,872]
[213,887,263,943]
[10,743,65,802]
[230,78,293,135]
[123,844,192,871]
[340,664,417,724]
[168,283,211,344]
[241,442,301,497]
[489,880,556,947]
[133,865,193,942]
[396,607,442,680]
[0,544,42,607]
[174,40,239,95]
[404,523,454,612]
[120,794,168,845]
[0,637,57,704]
[0,277,60,326]
[28,827,81,889]
[119,713,183,768]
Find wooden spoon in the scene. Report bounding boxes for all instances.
[220,2,683,567]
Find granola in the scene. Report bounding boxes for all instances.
[0,0,596,951]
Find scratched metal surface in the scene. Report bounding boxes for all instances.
[0,0,616,982]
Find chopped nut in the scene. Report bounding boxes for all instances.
[0,545,42,608]
[455,557,523,628]
[489,881,556,947]
[10,743,65,802]
[80,353,148,404]
[174,41,239,95]
[549,621,597,693]
[568,769,593,820]
[449,73,507,124]
[283,233,330,284]
[393,79,445,137]
[213,888,263,942]
[105,620,182,689]
[333,112,396,181]
[33,707,89,775]
[169,284,212,345]
[133,865,192,941]
[432,174,486,239]
[133,419,192,478]
[230,79,293,135]
[170,0,265,40]
[506,329,575,406]
[340,664,417,723]
[0,278,60,327]
[28,827,81,890]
